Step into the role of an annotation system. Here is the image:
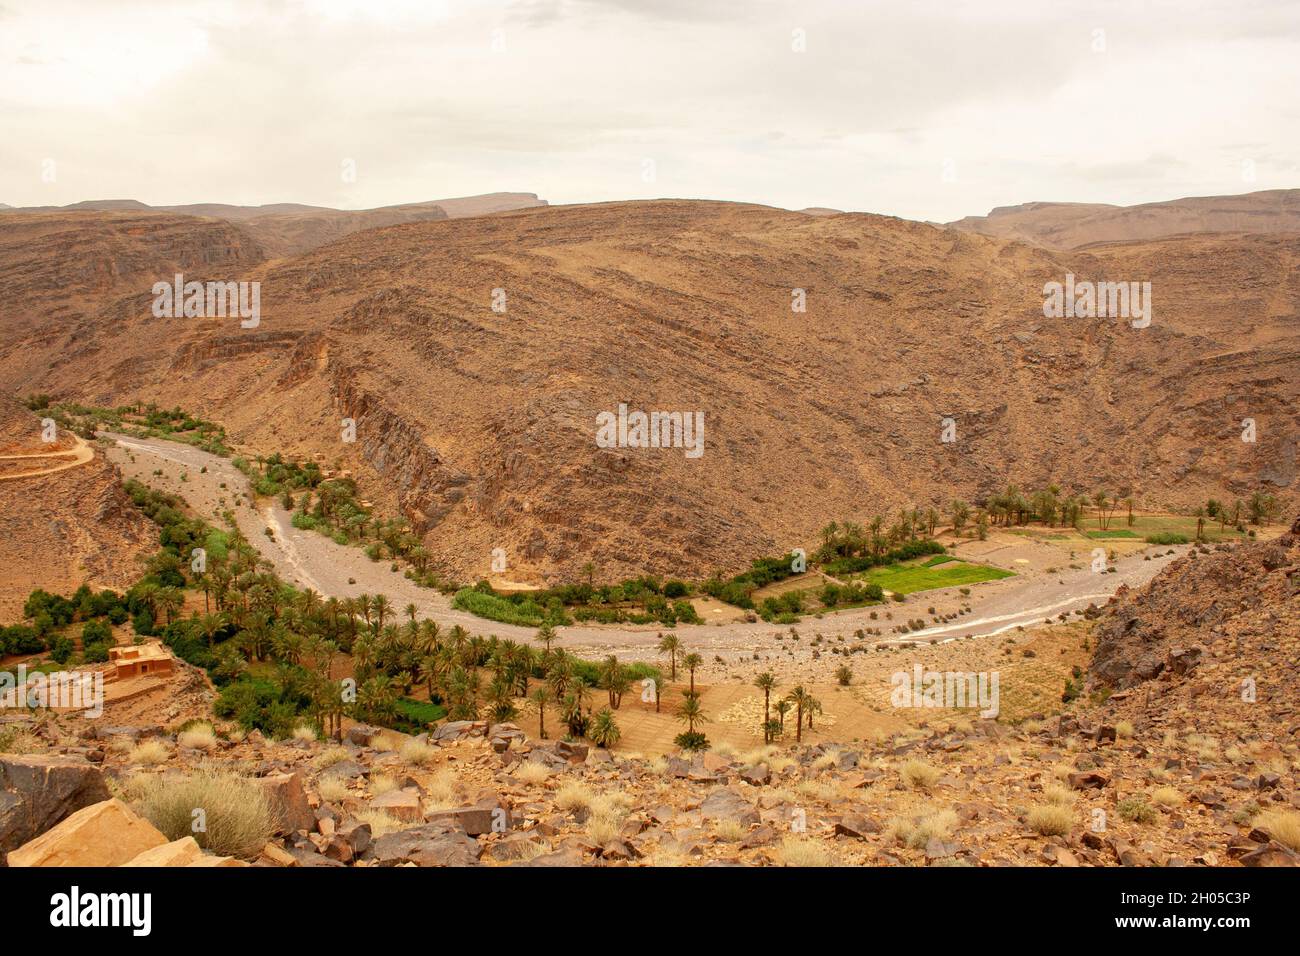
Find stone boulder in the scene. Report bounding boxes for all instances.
[370,787,423,823]
[7,799,167,867]
[123,837,244,868]
[434,720,486,742]
[259,771,314,834]
[364,823,481,867]
[698,788,760,826]
[0,754,111,857]
[346,725,382,747]
[554,740,589,764]
[122,837,205,866]
[426,796,511,836]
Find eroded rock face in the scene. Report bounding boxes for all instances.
[0,754,111,858]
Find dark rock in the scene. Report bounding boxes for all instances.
[366,824,481,866]
[0,755,110,857]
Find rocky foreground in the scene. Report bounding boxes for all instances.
[2,517,1298,868]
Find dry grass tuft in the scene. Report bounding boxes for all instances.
[775,835,834,866]
[424,768,459,808]
[127,739,170,766]
[514,762,551,785]
[1043,784,1076,805]
[555,782,595,813]
[888,808,959,849]
[177,723,216,750]
[900,759,941,790]
[1027,804,1073,836]
[355,809,404,837]
[0,727,43,754]
[130,767,275,858]
[317,777,350,802]
[1150,786,1183,807]
[713,819,747,842]
[1255,810,1300,851]
[313,746,351,769]
[399,739,437,766]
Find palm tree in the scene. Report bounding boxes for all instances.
[588,707,621,749]
[371,594,392,635]
[417,619,442,655]
[487,676,518,723]
[529,685,552,739]
[774,698,791,734]
[754,671,776,743]
[198,612,225,648]
[1092,491,1109,530]
[675,692,709,737]
[534,623,557,655]
[682,652,702,696]
[599,655,630,709]
[416,653,443,703]
[786,685,811,743]
[804,695,822,731]
[156,586,184,626]
[559,679,591,738]
[657,633,680,681]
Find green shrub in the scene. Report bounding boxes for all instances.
[1145,532,1190,545]
[49,635,75,664]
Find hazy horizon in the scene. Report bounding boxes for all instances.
[3,184,1297,224]
[3,0,1298,220]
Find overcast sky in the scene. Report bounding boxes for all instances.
[2,0,1297,221]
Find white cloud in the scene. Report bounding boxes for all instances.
[1,0,1296,218]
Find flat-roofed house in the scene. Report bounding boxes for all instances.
[109,643,173,681]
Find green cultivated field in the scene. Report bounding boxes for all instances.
[855,560,1014,595]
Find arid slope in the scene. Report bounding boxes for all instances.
[0,200,1296,584]
[947,188,1300,250]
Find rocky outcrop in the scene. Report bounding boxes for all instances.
[7,798,167,867]
[1090,519,1299,690]
[0,754,110,859]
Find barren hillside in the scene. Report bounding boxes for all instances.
[0,193,549,259]
[0,200,1295,584]
[946,188,1300,250]
[0,401,155,622]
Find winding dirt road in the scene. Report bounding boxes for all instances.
[0,433,94,480]
[102,432,1179,665]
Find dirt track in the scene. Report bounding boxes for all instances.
[102,433,1179,671]
[0,433,93,480]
